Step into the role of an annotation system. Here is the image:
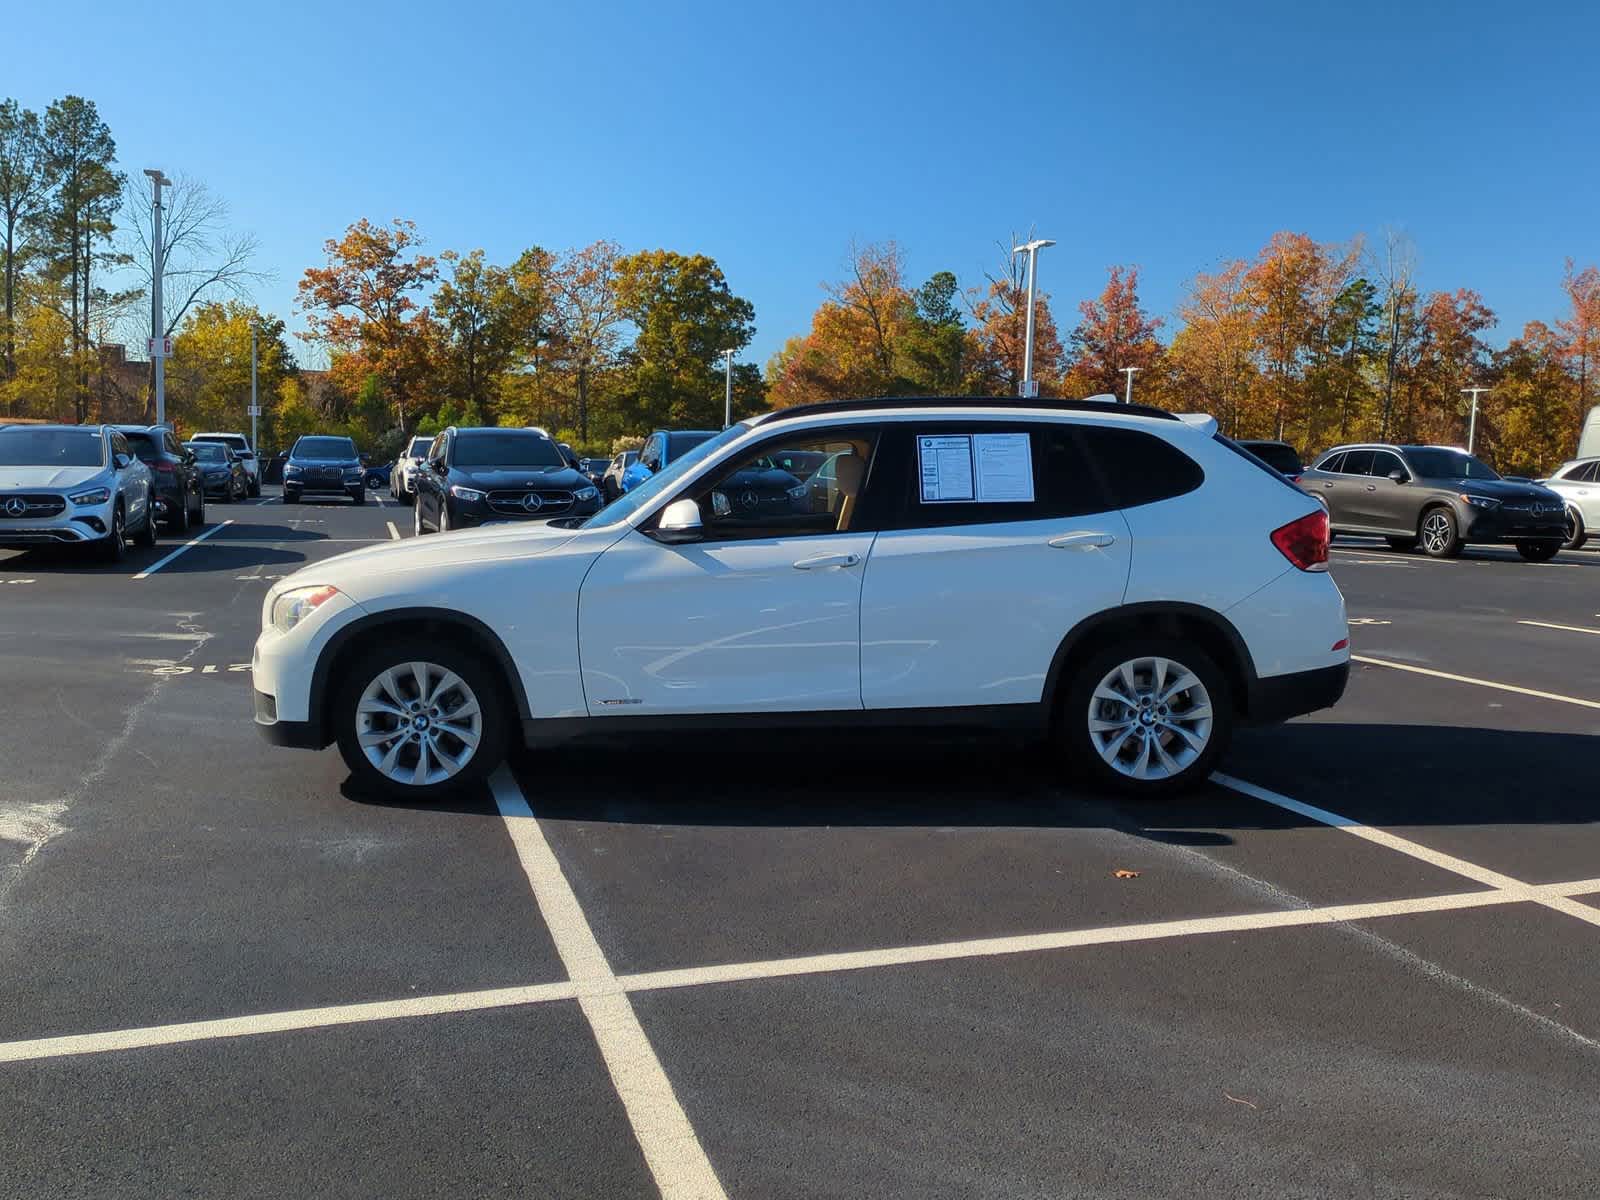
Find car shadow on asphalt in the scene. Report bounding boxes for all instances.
[341,722,1600,843]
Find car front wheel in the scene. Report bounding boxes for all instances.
[1061,638,1232,797]
[334,641,509,799]
[1418,507,1462,558]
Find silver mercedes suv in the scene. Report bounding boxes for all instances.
[0,424,158,561]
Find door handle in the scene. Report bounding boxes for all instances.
[1321,482,1334,489]
[1048,532,1116,550]
[793,552,860,570]
[1365,484,1377,492]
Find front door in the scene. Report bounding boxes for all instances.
[577,428,882,715]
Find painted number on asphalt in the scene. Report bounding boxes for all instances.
[148,663,251,676]
[1,578,37,584]
[1348,618,1392,625]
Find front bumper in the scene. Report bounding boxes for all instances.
[284,473,365,496]
[200,476,236,496]
[449,495,602,527]
[251,589,364,739]
[0,491,117,547]
[1464,506,1565,543]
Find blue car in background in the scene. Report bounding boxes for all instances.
[621,429,719,492]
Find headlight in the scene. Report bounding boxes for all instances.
[344,467,363,478]
[450,485,486,502]
[68,487,110,505]
[285,464,303,476]
[786,483,808,500]
[270,585,340,634]
[574,486,598,501]
[1461,494,1500,510]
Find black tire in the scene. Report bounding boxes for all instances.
[1516,539,1561,563]
[1058,636,1233,798]
[133,508,158,548]
[98,505,126,563]
[192,492,206,529]
[414,497,431,535]
[352,489,366,506]
[1418,507,1462,558]
[283,489,300,504]
[249,479,261,498]
[1385,536,1417,552]
[170,491,191,535]
[1564,507,1587,551]
[401,489,415,506]
[333,637,510,800]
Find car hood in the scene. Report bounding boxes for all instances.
[0,465,108,489]
[454,466,590,490]
[1433,477,1563,503]
[267,520,587,604]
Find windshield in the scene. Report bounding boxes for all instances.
[408,438,432,457]
[190,444,228,463]
[1406,448,1500,481]
[582,423,749,528]
[294,437,357,460]
[193,434,249,453]
[0,428,105,468]
[454,432,565,468]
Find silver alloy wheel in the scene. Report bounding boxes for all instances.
[1421,511,1452,554]
[356,661,484,787]
[439,503,450,532]
[1087,655,1214,781]
[414,499,424,535]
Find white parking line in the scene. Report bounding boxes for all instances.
[130,520,234,580]
[490,766,728,1200]
[1518,619,1600,637]
[1351,654,1600,711]
[386,521,401,540]
[4,873,1598,1069]
[1214,773,1600,931]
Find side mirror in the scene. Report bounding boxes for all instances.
[433,459,448,475]
[114,452,132,469]
[1387,469,1407,483]
[655,498,704,544]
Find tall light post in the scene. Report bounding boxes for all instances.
[720,348,736,429]
[1461,386,1489,454]
[144,169,172,426]
[250,323,259,451]
[1010,238,1054,397]
[1119,365,1140,405]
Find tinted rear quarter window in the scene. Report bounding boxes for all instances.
[1243,442,1301,474]
[1078,426,1204,508]
[1316,451,1347,474]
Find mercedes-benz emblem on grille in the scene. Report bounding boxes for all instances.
[3,497,26,517]
[1531,503,1544,516]
[521,492,544,512]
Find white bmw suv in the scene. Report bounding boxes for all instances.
[253,398,1349,799]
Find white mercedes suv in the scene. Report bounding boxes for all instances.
[253,398,1349,799]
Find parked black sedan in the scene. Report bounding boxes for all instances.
[283,435,367,505]
[1299,443,1567,560]
[185,441,249,502]
[413,427,602,534]
[114,424,205,532]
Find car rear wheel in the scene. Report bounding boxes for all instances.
[1418,508,1461,558]
[170,491,190,534]
[133,509,158,548]
[1060,638,1232,797]
[1385,536,1417,552]
[283,489,300,504]
[192,492,206,528]
[1564,507,1587,551]
[334,641,508,799]
[1516,539,1561,563]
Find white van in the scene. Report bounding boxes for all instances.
[1579,406,1600,460]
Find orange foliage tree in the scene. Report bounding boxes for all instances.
[1064,265,1163,399]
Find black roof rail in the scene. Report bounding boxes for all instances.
[752,395,1180,424]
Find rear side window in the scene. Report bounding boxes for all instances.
[864,423,1111,531]
[1078,426,1204,508]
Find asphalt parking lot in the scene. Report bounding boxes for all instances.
[3,494,1599,1199]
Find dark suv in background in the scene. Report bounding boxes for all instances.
[413,426,601,534]
[113,425,205,533]
[284,436,366,505]
[1300,443,1567,560]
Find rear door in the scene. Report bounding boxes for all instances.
[1324,450,1372,529]
[858,420,1132,711]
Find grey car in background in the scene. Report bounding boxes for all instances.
[1299,443,1567,561]
[0,424,157,561]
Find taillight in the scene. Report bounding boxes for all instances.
[1271,509,1329,571]
[152,460,176,474]
[1287,473,1302,484]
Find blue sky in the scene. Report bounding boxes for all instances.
[9,0,1598,367]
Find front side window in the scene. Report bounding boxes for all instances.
[111,432,131,459]
[582,424,748,529]
[686,431,879,540]
[1404,448,1500,481]
[640,436,663,472]
[1367,451,1406,479]
[408,437,433,458]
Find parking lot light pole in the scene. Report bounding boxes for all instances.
[250,324,258,451]
[1119,366,1140,405]
[1461,387,1489,454]
[1011,238,1054,397]
[720,348,736,429]
[144,169,172,426]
